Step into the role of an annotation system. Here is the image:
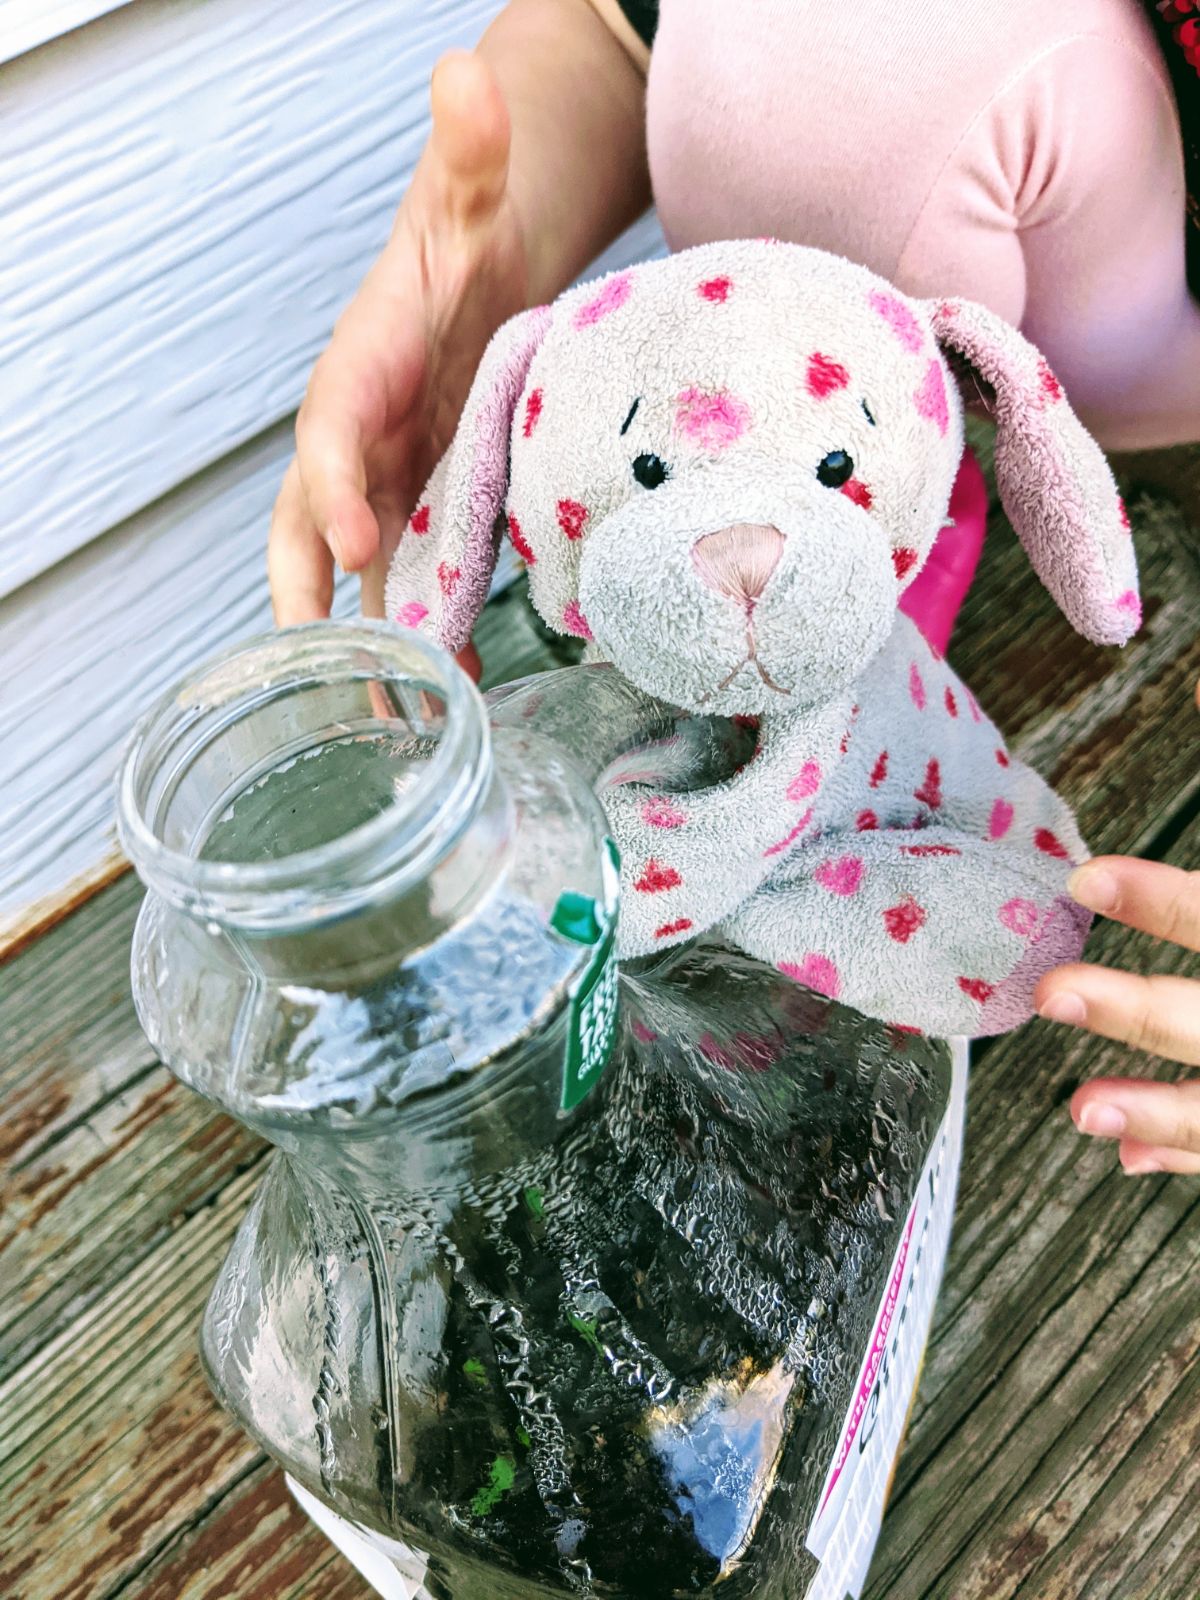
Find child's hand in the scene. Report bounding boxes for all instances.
[268,1,649,641]
[1035,739,1200,1175]
[268,50,529,629]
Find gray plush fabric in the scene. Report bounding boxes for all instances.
[386,241,1139,1036]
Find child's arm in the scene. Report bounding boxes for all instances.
[268,0,649,627]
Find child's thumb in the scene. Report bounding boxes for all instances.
[429,50,511,222]
[295,405,378,573]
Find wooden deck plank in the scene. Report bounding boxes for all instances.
[0,1170,264,1597]
[126,1464,365,1600]
[1,477,1197,1598]
[863,824,1200,1599]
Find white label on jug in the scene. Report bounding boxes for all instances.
[804,1040,968,1600]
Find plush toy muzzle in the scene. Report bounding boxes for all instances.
[578,462,898,715]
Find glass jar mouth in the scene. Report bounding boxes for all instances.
[116,621,490,931]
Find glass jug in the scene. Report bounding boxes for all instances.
[117,621,966,1600]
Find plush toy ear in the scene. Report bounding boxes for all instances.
[385,305,552,653]
[927,297,1140,645]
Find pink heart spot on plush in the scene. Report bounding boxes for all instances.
[1117,497,1131,534]
[900,842,961,856]
[867,290,924,352]
[883,895,927,944]
[944,686,958,718]
[507,511,535,566]
[909,662,927,709]
[1035,827,1071,859]
[787,761,822,801]
[892,546,918,580]
[966,689,983,723]
[764,808,814,858]
[522,388,543,437]
[988,798,1014,839]
[631,1020,659,1043]
[805,352,850,399]
[914,757,942,810]
[642,796,687,829]
[675,386,751,450]
[634,859,683,894]
[557,499,589,540]
[654,917,693,940]
[562,600,593,641]
[779,953,841,999]
[995,748,1010,767]
[437,561,460,596]
[1113,589,1142,628]
[698,275,732,303]
[869,750,889,788]
[814,854,865,896]
[1037,358,1063,404]
[999,897,1039,938]
[395,602,428,628]
[856,809,879,831]
[573,271,633,329]
[409,505,430,535]
[843,478,873,510]
[957,976,995,1004]
[914,358,949,436]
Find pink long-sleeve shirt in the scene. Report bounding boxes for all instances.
[639,0,1200,450]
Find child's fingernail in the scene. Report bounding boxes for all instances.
[1067,864,1119,914]
[1039,991,1088,1026]
[1122,1157,1163,1175]
[1078,1103,1127,1137]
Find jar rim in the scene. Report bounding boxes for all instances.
[116,620,490,930]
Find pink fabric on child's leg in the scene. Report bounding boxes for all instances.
[898,446,988,655]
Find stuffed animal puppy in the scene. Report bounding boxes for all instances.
[386,241,1138,1037]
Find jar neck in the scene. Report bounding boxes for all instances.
[117,622,505,981]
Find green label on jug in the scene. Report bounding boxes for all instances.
[552,839,620,1112]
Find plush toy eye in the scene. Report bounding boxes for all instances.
[632,453,670,490]
[816,450,855,488]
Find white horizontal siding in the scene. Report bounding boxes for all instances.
[0,0,505,597]
[0,2,135,66]
[0,206,663,943]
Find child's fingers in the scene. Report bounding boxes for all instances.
[1068,856,1200,952]
[1036,964,1200,1067]
[268,459,335,626]
[1068,1075,1200,1160]
[293,391,379,574]
[1115,1135,1200,1177]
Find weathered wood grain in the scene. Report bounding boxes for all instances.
[0,1168,265,1597]
[863,822,1200,1600]
[125,1463,366,1600]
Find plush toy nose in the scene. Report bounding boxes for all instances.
[691,523,786,605]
